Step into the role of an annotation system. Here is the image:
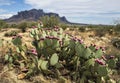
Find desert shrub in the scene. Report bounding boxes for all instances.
[87,25,97,28]
[115,24,120,32]
[95,28,106,37]
[0,20,9,29]
[111,38,120,49]
[4,30,18,37]
[10,24,17,28]
[40,15,59,28]
[79,26,86,32]
[93,25,112,37]
[18,22,27,32]
[25,22,38,28]
[59,23,68,30]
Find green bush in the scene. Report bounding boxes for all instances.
[28,22,37,28]
[40,15,59,28]
[59,23,68,30]
[95,28,106,37]
[115,24,120,32]
[10,24,17,28]
[79,26,86,32]
[0,20,9,28]
[111,38,120,49]
[18,22,27,32]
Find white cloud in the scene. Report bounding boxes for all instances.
[0,14,13,19]
[0,0,15,19]
[0,8,14,19]
[24,0,120,24]
[0,0,15,6]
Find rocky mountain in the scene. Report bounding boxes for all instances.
[4,9,70,23]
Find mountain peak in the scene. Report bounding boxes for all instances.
[4,9,69,23]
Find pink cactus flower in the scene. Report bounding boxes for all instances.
[95,58,105,65]
[31,49,37,55]
[32,26,37,28]
[95,47,99,51]
[100,46,106,51]
[32,51,37,55]
[78,39,83,44]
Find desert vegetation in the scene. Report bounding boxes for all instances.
[0,16,120,83]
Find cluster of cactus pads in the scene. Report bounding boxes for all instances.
[4,23,119,82]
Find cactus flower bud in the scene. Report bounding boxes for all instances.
[91,44,93,46]
[40,38,45,41]
[12,35,22,39]
[93,44,96,47]
[18,35,22,38]
[100,47,105,53]
[72,37,77,41]
[95,47,99,50]
[46,36,50,39]
[95,59,105,65]
[78,39,83,44]
[101,47,106,51]
[109,55,115,59]
[12,36,16,39]
[31,49,37,55]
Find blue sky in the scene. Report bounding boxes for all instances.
[0,0,120,24]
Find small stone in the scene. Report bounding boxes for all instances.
[17,73,26,80]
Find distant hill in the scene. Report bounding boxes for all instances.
[4,9,70,23]
[4,9,87,25]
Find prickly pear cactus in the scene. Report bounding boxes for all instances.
[4,22,119,82]
[50,53,59,66]
[12,35,22,46]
